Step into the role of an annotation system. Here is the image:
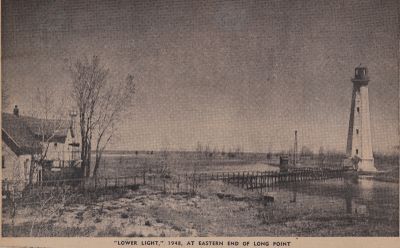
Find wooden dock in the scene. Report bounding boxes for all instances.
[186,167,348,190]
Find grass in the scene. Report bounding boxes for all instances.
[2,222,96,237]
[2,151,398,237]
[3,179,398,237]
[97,225,122,236]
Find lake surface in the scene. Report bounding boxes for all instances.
[96,155,398,236]
[97,153,280,177]
[257,177,399,236]
[192,162,280,173]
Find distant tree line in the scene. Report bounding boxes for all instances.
[195,142,244,159]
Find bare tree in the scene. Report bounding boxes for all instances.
[235,145,242,158]
[7,158,24,236]
[204,144,211,158]
[4,87,68,235]
[28,183,77,237]
[195,141,203,157]
[318,146,325,165]
[212,146,219,157]
[300,145,313,157]
[221,146,226,157]
[28,87,68,185]
[70,56,135,178]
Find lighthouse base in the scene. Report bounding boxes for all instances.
[357,159,377,172]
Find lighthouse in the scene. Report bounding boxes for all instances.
[346,66,376,172]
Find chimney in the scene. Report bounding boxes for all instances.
[13,105,19,117]
[69,110,78,135]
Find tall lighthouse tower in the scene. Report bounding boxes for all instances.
[346,66,376,172]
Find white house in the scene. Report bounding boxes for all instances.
[2,106,80,185]
[2,139,35,183]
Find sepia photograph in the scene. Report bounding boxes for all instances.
[1,0,399,240]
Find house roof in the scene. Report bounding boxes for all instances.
[2,112,73,155]
[17,115,71,142]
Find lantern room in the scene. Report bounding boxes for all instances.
[352,66,369,84]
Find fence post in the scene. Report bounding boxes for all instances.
[185,173,188,193]
[177,175,180,192]
[244,172,249,189]
[255,172,258,189]
[264,172,266,187]
[163,178,166,193]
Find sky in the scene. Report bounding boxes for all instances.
[2,0,399,153]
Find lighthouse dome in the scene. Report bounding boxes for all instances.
[354,66,368,80]
[352,66,369,84]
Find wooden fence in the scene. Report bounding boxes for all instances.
[2,167,349,202]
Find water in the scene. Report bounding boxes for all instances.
[258,178,399,236]
[196,163,280,173]
[97,153,280,177]
[96,154,398,235]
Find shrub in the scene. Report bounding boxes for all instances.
[127,231,144,237]
[97,226,122,236]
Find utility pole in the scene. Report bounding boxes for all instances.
[294,130,298,166]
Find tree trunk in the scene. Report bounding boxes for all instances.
[28,159,35,186]
[80,144,86,178]
[80,135,92,178]
[93,153,101,178]
[80,137,86,178]
[85,142,91,177]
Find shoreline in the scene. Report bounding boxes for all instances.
[2,177,398,237]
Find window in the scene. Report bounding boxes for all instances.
[2,156,4,169]
[54,143,58,147]
[357,107,360,113]
[356,149,359,155]
[356,129,359,134]
[37,170,42,182]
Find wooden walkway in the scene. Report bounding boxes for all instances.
[185,167,348,190]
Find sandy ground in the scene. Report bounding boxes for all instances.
[3,181,260,237]
[2,178,398,237]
